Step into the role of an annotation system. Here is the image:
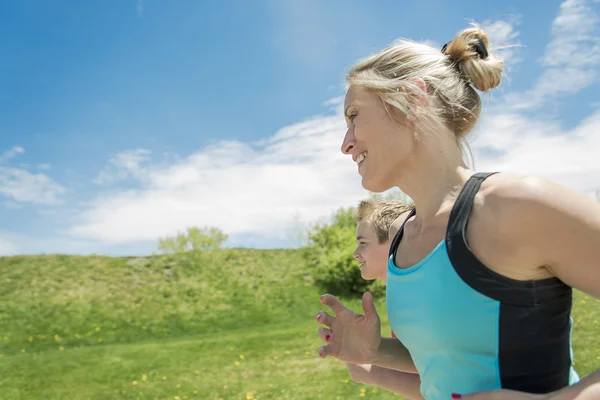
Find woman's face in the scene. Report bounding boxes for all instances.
[341,85,415,192]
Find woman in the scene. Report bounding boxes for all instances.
[315,24,600,400]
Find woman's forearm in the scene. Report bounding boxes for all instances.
[551,369,600,400]
[369,366,423,399]
[368,338,418,373]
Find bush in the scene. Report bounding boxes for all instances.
[157,226,228,254]
[303,206,384,298]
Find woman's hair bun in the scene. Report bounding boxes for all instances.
[442,26,504,92]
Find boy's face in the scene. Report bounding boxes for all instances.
[353,221,390,282]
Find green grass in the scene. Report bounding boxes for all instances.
[0,249,317,353]
[0,250,599,400]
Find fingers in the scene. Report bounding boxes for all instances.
[320,293,347,314]
[315,310,334,328]
[318,344,335,359]
[317,327,332,343]
[361,291,379,320]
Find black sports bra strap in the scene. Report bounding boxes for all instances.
[389,207,416,258]
[447,172,499,236]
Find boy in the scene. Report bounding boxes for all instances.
[346,199,423,399]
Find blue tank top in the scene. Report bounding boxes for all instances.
[386,172,579,400]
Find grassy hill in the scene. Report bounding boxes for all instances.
[0,249,599,400]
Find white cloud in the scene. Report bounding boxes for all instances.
[94,148,152,185]
[0,147,65,205]
[482,17,523,65]
[508,0,600,109]
[0,232,19,256]
[470,108,600,195]
[0,146,24,163]
[64,8,600,252]
[68,114,369,245]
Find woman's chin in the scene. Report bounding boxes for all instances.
[361,177,392,193]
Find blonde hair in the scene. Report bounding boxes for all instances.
[354,200,414,244]
[346,24,504,142]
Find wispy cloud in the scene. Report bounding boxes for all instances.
[0,146,24,163]
[482,16,523,65]
[94,148,152,185]
[508,0,600,109]
[0,147,65,205]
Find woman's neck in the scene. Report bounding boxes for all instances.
[395,138,473,232]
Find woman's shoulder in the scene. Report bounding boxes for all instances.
[476,172,579,224]
[467,172,570,279]
[388,209,415,242]
[472,171,600,291]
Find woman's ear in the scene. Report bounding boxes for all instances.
[407,77,428,108]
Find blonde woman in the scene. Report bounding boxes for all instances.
[315,25,600,400]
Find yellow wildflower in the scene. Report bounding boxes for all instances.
[239,354,245,359]
[235,361,240,366]
[141,375,147,382]
[132,381,138,385]
[59,346,64,351]
[28,336,34,342]
[95,327,101,332]
[162,376,167,381]
[193,390,198,394]
[194,370,200,375]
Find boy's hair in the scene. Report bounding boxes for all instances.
[354,200,414,244]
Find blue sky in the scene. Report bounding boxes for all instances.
[1,0,599,256]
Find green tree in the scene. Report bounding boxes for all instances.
[303,206,384,298]
[157,226,228,254]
